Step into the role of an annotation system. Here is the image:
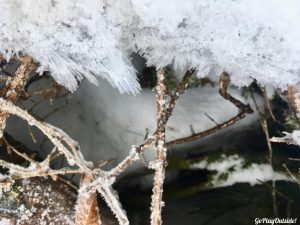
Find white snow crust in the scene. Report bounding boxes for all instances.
[1,0,300,93]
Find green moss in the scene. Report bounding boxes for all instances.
[0,180,24,210]
[187,76,215,89]
[218,172,229,182]
[283,110,299,131]
[167,157,190,170]
[167,185,203,199]
[165,70,178,91]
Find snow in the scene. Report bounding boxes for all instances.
[0,219,12,225]
[270,130,300,146]
[291,131,300,146]
[1,1,300,93]
[191,154,289,187]
[0,0,139,94]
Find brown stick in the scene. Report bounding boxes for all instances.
[219,72,253,113]
[166,110,249,147]
[287,86,300,124]
[0,55,4,64]
[250,88,278,217]
[164,69,195,123]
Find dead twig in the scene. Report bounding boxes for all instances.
[250,87,278,217]
[0,97,129,225]
[219,72,253,113]
[263,87,276,121]
[0,55,36,139]
[166,72,253,147]
[282,164,300,186]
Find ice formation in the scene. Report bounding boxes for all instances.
[0,0,299,93]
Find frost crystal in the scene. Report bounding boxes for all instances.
[1,0,300,93]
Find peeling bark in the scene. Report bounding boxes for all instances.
[75,174,101,225]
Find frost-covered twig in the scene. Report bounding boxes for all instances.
[108,70,196,179]
[0,98,91,172]
[108,137,155,179]
[150,69,167,225]
[0,68,255,225]
[164,69,195,123]
[0,55,35,138]
[0,96,129,224]
[77,171,129,225]
[97,182,128,225]
[219,72,253,113]
[0,158,81,181]
[166,72,253,147]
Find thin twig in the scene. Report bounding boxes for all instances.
[204,112,219,126]
[0,55,36,139]
[166,72,253,147]
[3,137,35,164]
[250,87,278,217]
[108,70,196,179]
[282,164,300,186]
[263,87,276,121]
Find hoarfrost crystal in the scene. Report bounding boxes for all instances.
[1,0,300,93]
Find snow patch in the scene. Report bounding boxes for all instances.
[191,154,289,187]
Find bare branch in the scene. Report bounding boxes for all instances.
[166,72,253,147]
[282,164,300,186]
